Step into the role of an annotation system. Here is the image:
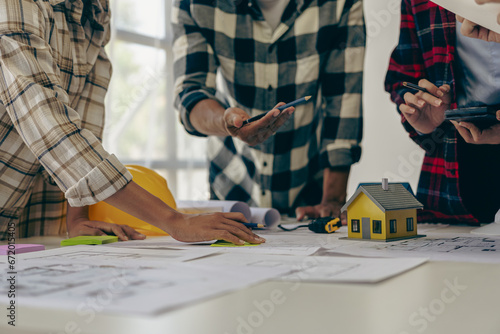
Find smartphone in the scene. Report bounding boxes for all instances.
[445,104,500,129]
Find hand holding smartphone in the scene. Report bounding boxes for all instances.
[445,104,500,129]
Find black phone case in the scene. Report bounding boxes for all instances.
[445,105,500,129]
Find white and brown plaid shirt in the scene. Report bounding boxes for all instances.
[0,0,131,240]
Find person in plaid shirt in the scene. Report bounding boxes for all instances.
[0,0,264,245]
[385,0,500,224]
[172,0,365,220]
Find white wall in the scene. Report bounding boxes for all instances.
[347,0,424,196]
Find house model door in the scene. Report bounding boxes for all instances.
[362,217,371,239]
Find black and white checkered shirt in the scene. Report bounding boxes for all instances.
[172,0,365,214]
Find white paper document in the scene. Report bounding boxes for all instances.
[322,232,500,264]
[431,0,500,34]
[12,244,218,265]
[106,234,321,256]
[0,246,290,316]
[193,253,427,283]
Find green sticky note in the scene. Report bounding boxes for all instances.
[61,236,118,247]
[210,240,260,247]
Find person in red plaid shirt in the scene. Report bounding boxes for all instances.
[385,0,500,224]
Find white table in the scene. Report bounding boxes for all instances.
[2,226,500,334]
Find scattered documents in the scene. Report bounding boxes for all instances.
[431,0,500,34]
[0,252,290,316]
[193,253,427,283]
[105,234,321,256]
[14,244,218,265]
[322,232,500,264]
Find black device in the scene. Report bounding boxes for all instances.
[278,217,342,234]
[445,105,500,129]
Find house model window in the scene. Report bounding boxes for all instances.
[407,218,414,232]
[390,219,397,233]
[351,219,360,233]
[373,220,382,234]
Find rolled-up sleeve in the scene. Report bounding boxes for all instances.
[171,0,222,137]
[319,0,365,169]
[0,5,131,207]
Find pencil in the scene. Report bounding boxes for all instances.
[403,82,430,94]
[242,222,266,229]
[242,96,312,126]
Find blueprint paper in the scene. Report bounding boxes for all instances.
[105,234,321,256]
[0,246,290,316]
[322,233,500,264]
[193,253,427,283]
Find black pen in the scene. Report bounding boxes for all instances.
[242,96,312,126]
[403,82,430,94]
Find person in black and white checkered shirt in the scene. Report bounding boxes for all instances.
[172,0,365,220]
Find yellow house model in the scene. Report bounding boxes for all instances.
[341,180,424,241]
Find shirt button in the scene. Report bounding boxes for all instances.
[261,190,266,196]
[248,1,252,6]
[267,85,272,92]
[263,161,267,167]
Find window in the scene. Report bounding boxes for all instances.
[390,219,397,233]
[351,219,360,233]
[407,218,414,232]
[104,0,208,200]
[372,220,382,234]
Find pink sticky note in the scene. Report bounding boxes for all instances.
[0,244,45,255]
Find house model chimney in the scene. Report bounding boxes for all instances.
[382,178,389,191]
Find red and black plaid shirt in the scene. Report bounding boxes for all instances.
[385,0,482,224]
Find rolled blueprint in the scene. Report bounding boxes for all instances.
[176,200,281,228]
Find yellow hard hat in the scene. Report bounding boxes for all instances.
[88,165,176,236]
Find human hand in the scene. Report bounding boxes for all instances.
[166,212,266,245]
[295,200,347,225]
[224,102,294,146]
[400,79,451,134]
[67,218,146,241]
[456,14,500,43]
[451,111,500,144]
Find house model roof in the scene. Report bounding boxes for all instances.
[341,183,424,213]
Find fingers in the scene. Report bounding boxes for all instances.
[319,206,333,218]
[68,225,106,238]
[225,108,250,130]
[120,225,146,240]
[476,0,500,4]
[269,107,294,131]
[221,212,248,223]
[220,220,265,243]
[295,206,319,221]
[403,92,425,109]
[451,120,474,143]
[497,110,500,121]
[456,15,465,23]
[417,79,445,106]
[340,211,347,226]
[214,230,247,245]
[92,221,129,241]
[455,121,482,142]
[229,113,245,129]
[399,103,418,120]
[460,19,479,37]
